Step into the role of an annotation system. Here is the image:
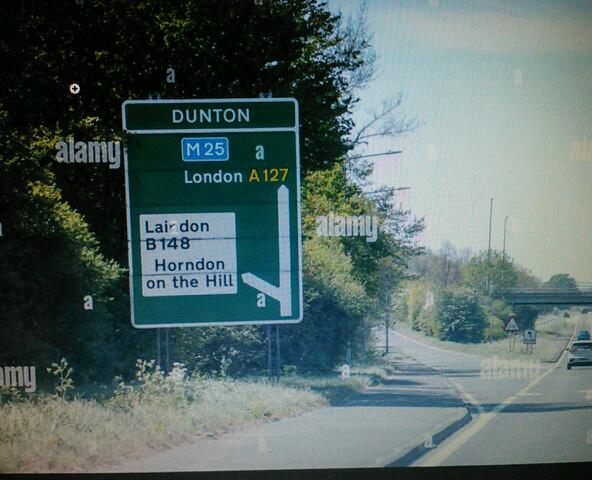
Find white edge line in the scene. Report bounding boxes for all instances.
[392,330,478,358]
[419,323,577,466]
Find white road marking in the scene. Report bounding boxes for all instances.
[446,377,485,414]
[391,331,477,358]
[417,322,578,466]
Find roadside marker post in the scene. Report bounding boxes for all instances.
[122,98,303,328]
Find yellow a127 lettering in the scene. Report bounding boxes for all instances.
[249,168,288,182]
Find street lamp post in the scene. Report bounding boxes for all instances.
[385,289,390,355]
[349,150,402,160]
[502,216,509,259]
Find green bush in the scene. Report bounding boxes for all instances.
[433,290,486,343]
[484,316,506,341]
[491,299,512,323]
[416,308,436,336]
[406,281,427,330]
[515,305,539,329]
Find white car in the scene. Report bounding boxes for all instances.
[567,340,592,370]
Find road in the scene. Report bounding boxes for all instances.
[100,356,467,472]
[99,314,591,472]
[385,315,592,466]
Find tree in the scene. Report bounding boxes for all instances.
[462,250,521,299]
[282,236,373,371]
[543,274,579,291]
[0,0,374,264]
[299,164,422,366]
[433,290,486,343]
[0,120,130,380]
[2,0,422,376]
[407,242,471,289]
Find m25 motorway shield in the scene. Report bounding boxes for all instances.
[122,98,302,328]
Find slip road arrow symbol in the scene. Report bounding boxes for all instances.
[242,185,292,317]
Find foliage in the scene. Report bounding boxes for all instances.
[542,274,578,291]
[0,365,323,473]
[484,316,506,341]
[0,0,375,262]
[302,164,423,298]
[0,0,423,377]
[281,236,374,371]
[513,305,539,330]
[432,289,486,343]
[46,358,75,400]
[462,250,521,299]
[406,281,427,330]
[0,123,129,380]
[409,241,469,288]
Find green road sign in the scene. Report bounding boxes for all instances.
[122,98,302,328]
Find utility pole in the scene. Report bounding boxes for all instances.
[502,216,509,259]
[385,289,390,354]
[501,216,509,294]
[487,197,494,330]
[488,197,493,258]
[487,197,493,287]
[350,150,402,160]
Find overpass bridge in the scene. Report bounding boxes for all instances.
[506,283,592,305]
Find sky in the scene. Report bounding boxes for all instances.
[329,0,592,282]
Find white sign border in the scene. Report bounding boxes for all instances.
[122,98,303,329]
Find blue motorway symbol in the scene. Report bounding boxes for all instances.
[181,137,229,162]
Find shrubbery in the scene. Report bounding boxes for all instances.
[432,290,486,343]
[484,316,506,341]
[406,281,427,331]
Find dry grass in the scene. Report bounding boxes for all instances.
[276,363,397,404]
[0,359,396,473]
[0,362,324,473]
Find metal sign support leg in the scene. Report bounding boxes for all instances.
[266,325,272,376]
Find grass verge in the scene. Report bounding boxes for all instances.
[396,312,580,363]
[278,362,398,404]
[0,359,394,473]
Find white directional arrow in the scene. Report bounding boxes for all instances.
[242,185,292,317]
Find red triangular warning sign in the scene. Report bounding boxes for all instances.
[505,318,519,331]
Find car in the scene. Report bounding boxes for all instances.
[576,330,591,341]
[567,340,592,370]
